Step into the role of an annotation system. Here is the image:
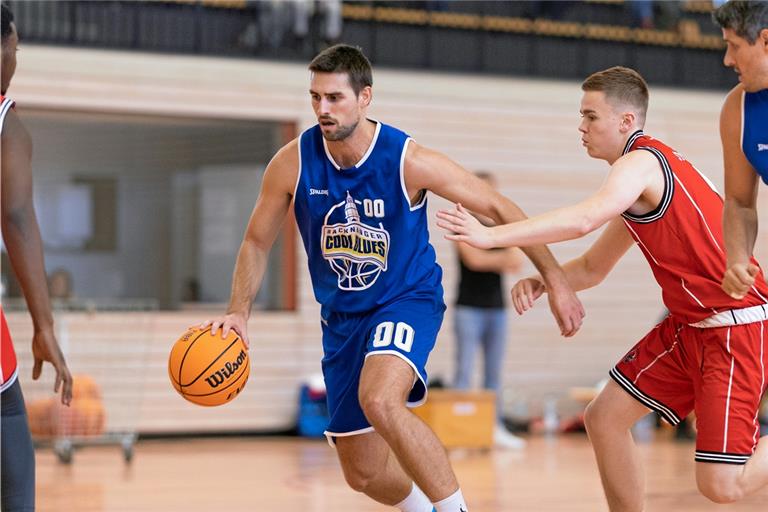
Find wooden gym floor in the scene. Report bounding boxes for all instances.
[37,435,768,511]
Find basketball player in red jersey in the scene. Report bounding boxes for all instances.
[1,4,73,510]
[437,66,768,509]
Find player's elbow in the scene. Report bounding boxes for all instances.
[574,214,597,238]
[581,258,608,289]
[2,204,32,233]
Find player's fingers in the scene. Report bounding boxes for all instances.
[511,289,524,314]
[444,234,466,242]
[731,266,756,285]
[209,321,222,336]
[748,263,760,277]
[54,370,62,395]
[726,272,753,295]
[197,319,212,330]
[32,358,42,380]
[726,283,747,300]
[553,311,567,336]
[563,315,578,337]
[519,282,534,310]
[61,371,73,406]
[560,315,573,337]
[435,220,461,232]
[435,210,463,224]
[722,275,741,296]
[227,322,249,346]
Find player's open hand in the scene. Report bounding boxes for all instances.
[436,204,496,249]
[198,312,250,348]
[511,277,546,314]
[721,262,758,300]
[32,328,73,406]
[545,279,585,338]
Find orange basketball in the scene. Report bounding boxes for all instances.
[168,327,250,407]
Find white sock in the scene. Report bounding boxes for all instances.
[395,483,433,512]
[433,488,468,512]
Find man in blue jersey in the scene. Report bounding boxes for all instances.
[201,44,584,512]
[714,1,768,299]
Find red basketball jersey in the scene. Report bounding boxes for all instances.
[0,308,18,392]
[621,130,768,323]
[0,94,19,392]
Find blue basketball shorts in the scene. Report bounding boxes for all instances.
[320,295,445,440]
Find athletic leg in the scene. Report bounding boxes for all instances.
[335,431,432,510]
[584,380,652,512]
[694,321,768,502]
[696,436,768,503]
[592,318,693,512]
[359,354,461,504]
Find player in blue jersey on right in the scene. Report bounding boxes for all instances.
[200,44,583,512]
[714,1,768,301]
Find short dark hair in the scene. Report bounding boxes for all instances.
[308,44,373,96]
[582,66,649,124]
[1,3,13,41]
[713,1,768,44]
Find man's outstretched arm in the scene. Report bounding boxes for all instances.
[1,109,72,404]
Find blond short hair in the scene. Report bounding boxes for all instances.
[582,66,649,125]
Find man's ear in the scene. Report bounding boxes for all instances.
[620,111,637,133]
[359,86,372,108]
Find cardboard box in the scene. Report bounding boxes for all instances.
[413,389,495,449]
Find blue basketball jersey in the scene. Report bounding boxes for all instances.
[294,121,443,313]
[743,89,768,183]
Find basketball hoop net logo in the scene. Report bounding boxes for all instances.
[321,192,390,291]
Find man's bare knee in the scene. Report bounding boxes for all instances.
[359,391,402,430]
[342,463,380,493]
[697,469,745,504]
[584,399,611,435]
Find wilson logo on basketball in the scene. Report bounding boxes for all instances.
[205,349,247,389]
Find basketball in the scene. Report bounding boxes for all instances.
[168,327,250,407]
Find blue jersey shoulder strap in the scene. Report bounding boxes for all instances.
[742,89,768,183]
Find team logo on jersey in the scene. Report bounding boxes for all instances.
[758,143,768,152]
[321,192,390,291]
[623,349,638,364]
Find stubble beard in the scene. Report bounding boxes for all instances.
[323,118,359,142]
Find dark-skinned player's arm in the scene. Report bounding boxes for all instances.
[199,140,299,347]
[720,85,760,300]
[403,141,584,337]
[1,109,72,405]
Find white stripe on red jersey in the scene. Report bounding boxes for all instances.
[621,130,768,324]
[0,95,19,392]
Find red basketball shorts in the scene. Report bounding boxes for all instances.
[611,312,768,465]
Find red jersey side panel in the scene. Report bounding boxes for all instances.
[621,131,768,323]
[0,308,18,392]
